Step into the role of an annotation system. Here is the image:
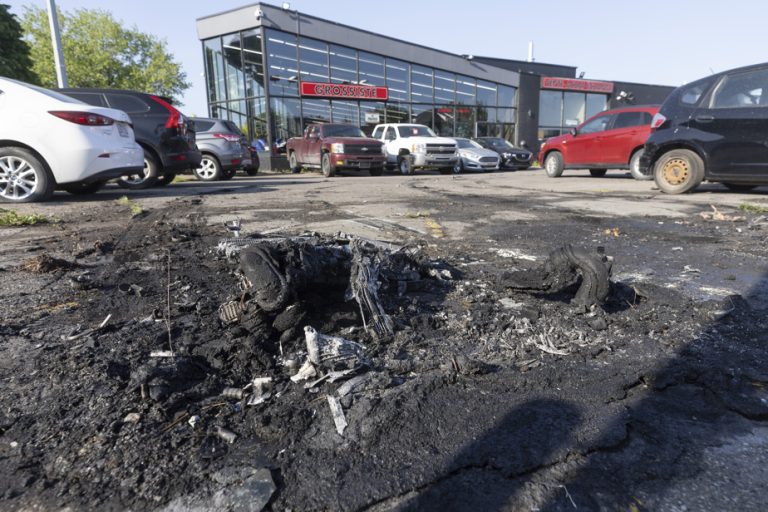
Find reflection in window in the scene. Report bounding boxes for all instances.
[266,30,299,96]
[539,90,563,127]
[385,102,409,123]
[477,106,495,123]
[434,106,453,135]
[270,97,301,142]
[386,58,409,102]
[498,85,516,108]
[579,114,612,134]
[496,107,515,123]
[455,106,474,137]
[330,45,357,84]
[227,100,248,133]
[247,97,267,141]
[359,101,385,134]
[476,80,496,106]
[298,36,329,83]
[302,99,331,126]
[563,92,586,127]
[223,33,245,101]
[242,30,265,98]
[411,104,434,129]
[586,93,606,118]
[331,100,359,124]
[434,71,455,104]
[411,65,433,103]
[204,38,226,103]
[358,51,385,86]
[456,76,476,105]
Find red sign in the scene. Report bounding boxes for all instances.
[300,81,389,100]
[541,77,614,94]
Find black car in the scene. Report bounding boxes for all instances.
[473,137,532,169]
[58,88,202,189]
[640,62,768,194]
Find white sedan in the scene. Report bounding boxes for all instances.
[0,77,144,202]
[453,138,501,173]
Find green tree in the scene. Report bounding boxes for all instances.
[0,3,38,83]
[21,6,190,103]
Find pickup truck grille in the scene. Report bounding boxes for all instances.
[426,143,456,155]
[344,144,381,155]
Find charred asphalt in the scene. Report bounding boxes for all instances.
[1,169,768,511]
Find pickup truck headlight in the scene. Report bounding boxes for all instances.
[330,143,344,154]
[411,143,426,154]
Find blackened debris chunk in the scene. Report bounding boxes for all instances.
[240,247,290,312]
[503,245,611,307]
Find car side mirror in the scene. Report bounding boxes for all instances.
[569,128,578,136]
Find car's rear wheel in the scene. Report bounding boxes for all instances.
[544,152,564,177]
[288,152,300,173]
[194,155,222,181]
[398,156,414,175]
[61,181,106,195]
[155,173,176,187]
[321,153,335,177]
[245,166,259,176]
[722,182,758,192]
[221,168,237,180]
[589,169,607,177]
[654,149,704,194]
[119,149,159,189]
[0,147,54,203]
[629,149,651,180]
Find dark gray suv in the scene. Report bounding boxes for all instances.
[192,118,258,181]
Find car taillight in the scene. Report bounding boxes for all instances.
[150,95,185,132]
[650,113,667,130]
[213,133,243,142]
[49,111,114,126]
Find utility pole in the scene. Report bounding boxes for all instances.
[46,0,68,87]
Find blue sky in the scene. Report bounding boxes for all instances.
[6,0,768,115]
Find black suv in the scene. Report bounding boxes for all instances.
[640,62,768,194]
[58,88,202,189]
[473,137,533,170]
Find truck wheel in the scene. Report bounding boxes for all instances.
[544,152,564,178]
[289,152,300,173]
[369,167,383,176]
[321,153,335,177]
[654,149,704,194]
[398,156,414,175]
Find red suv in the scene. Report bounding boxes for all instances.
[539,105,659,180]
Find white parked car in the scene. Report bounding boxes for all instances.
[453,138,500,172]
[0,77,144,202]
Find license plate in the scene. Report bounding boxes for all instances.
[359,162,370,168]
[117,123,128,137]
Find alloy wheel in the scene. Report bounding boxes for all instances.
[0,155,39,201]
[198,158,218,180]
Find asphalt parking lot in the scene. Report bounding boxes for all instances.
[2,167,768,511]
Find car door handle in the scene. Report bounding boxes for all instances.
[695,114,715,123]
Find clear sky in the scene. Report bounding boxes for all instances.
[5,0,768,115]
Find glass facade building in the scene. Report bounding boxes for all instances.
[537,90,607,141]
[201,25,518,148]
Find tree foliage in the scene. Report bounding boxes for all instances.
[0,4,39,83]
[21,6,190,103]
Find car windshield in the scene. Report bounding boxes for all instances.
[455,138,481,149]
[322,125,365,137]
[487,138,514,150]
[397,125,436,138]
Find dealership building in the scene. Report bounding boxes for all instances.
[196,2,674,159]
